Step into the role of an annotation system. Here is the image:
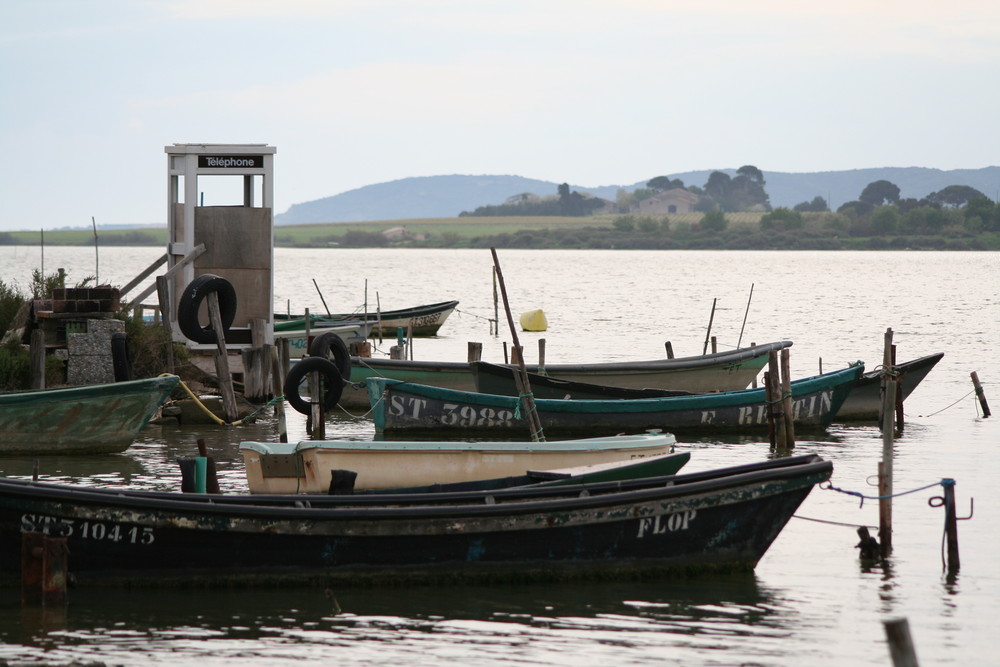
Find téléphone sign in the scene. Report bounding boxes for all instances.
[197,155,264,169]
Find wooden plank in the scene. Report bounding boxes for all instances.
[127,243,206,306]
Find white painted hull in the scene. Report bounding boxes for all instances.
[240,433,677,494]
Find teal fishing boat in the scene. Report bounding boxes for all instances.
[0,375,180,455]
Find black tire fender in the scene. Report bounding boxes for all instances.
[308,331,352,380]
[111,332,133,382]
[177,274,237,344]
[284,357,344,415]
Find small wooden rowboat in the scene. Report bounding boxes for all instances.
[0,375,180,455]
[339,341,794,408]
[239,431,680,494]
[0,454,832,586]
[366,363,864,437]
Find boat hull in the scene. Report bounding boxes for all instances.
[339,341,794,408]
[836,352,943,420]
[240,433,680,494]
[0,376,180,454]
[0,455,831,586]
[367,364,863,437]
[275,300,459,339]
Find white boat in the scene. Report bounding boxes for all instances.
[239,431,678,494]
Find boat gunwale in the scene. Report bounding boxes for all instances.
[0,455,831,520]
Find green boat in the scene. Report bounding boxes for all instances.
[0,375,180,455]
[366,363,864,437]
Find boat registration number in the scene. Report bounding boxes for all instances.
[20,514,155,545]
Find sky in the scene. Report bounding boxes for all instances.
[2,0,999,231]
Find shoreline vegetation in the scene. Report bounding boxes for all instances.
[1,210,997,250]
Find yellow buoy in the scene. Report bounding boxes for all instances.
[519,309,548,332]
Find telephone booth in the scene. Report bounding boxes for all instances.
[164,143,276,347]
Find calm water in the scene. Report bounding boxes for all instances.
[0,246,997,666]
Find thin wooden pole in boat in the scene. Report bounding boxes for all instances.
[702,298,717,355]
[492,267,500,336]
[312,279,331,317]
[490,247,545,442]
[737,283,754,349]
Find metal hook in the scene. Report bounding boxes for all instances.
[958,497,974,521]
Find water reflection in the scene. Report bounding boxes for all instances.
[2,577,797,664]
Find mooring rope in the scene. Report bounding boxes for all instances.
[820,479,947,508]
[161,373,281,426]
[792,514,879,531]
[919,389,976,417]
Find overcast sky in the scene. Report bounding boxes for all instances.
[1,0,998,231]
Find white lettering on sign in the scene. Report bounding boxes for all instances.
[636,510,697,538]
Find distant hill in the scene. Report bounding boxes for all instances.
[275,167,1000,224]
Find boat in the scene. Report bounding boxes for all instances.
[273,319,375,359]
[836,352,944,420]
[472,361,696,400]
[275,300,459,338]
[239,432,681,494]
[366,363,864,437]
[339,341,794,408]
[0,454,833,586]
[0,375,180,455]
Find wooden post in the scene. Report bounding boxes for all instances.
[767,351,786,449]
[880,328,896,556]
[509,346,522,365]
[892,344,904,429]
[538,338,546,375]
[270,345,288,443]
[309,370,325,439]
[197,438,221,494]
[702,298,717,355]
[764,370,777,448]
[942,479,960,572]
[664,341,674,359]
[490,248,545,442]
[711,335,717,354]
[29,330,45,389]
[467,342,483,362]
[240,319,270,403]
[971,371,991,417]
[207,291,239,423]
[21,532,68,606]
[780,348,796,447]
[155,276,175,374]
[883,617,919,667]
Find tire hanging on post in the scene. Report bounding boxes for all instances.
[308,331,352,380]
[284,357,343,415]
[177,274,237,344]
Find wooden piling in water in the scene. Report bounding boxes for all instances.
[971,371,991,417]
[664,341,674,359]
[883,617,919,667]
[780,348,796,448]
[468,342,483,362]
[942,479,960,572]
[21,532,68,607]
[880,328,896,557]
[207,291,239,423]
